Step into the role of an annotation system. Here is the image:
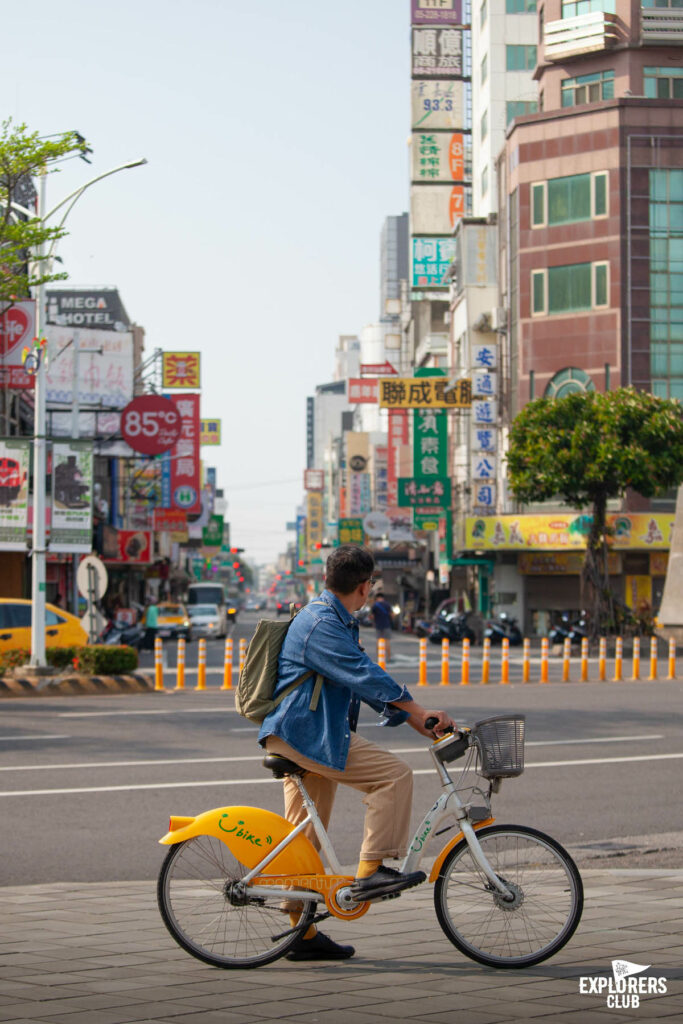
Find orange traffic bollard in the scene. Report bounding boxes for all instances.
[176,637,186,690]
[418,637,428,686]
[647,635,658,681]
[500,637,510,684]
[480,637,490,684]
[613,636,623,681]
[461,637,470,685]
[522,638,530,683]
[598,636,607,681]
[562,637,571,682]
[667,637,677,680]
[580,637,589,682]
[221,637,233,690]
[631,636,640,681]
[378,637,387,670]
[540,637,549,683]
[154,636,164,691]
[195,637,207,690]
[239,637,247,677]
[441,638,450,686]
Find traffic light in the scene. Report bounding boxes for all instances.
[298,559,305,567]
[232,561,240,569]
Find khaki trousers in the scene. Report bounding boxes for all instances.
[265,732,413,861]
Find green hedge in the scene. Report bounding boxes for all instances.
[0,645,139,676]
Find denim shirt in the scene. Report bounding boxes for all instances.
[258,589,413,770]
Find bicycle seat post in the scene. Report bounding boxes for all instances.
[292,774,343,875]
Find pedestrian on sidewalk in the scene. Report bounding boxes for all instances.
[142,598,158,651]
[259,544,456,962]
[371,589,395,662]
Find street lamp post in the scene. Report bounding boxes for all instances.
[29,158,147,667]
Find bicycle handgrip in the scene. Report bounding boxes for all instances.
[425,716,454,734]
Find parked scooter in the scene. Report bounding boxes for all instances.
[549,612,588,648]
[101,620,145,649]
[484,611,523,647]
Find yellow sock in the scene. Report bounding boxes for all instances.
[356,858,382,878]
[289,913,316,940]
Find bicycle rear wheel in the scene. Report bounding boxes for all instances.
[158,836,317,968]
[434,824,583,968]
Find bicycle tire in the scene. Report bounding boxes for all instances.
[158,836,317,968]
[434,823,583,968]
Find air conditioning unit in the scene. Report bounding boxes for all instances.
[491,307,507,331]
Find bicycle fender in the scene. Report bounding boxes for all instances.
[159,805,325,875]
[428,818,495,882]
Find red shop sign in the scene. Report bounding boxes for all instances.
[121,395,182,456]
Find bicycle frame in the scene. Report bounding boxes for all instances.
[239,741,513,905]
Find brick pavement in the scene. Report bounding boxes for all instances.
[0,868,682,1023]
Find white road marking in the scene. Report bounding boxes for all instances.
[0,735,69,742]
[0,735,663,773]
[1,750,682,796]
[59,707,235,718]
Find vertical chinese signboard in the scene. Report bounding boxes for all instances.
[306,492,323,556]
[411,0,471,295]
[162,393,201,515]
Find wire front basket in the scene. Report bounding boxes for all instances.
[472,715,525,779]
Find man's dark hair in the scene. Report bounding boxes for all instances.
[325,545,375,595]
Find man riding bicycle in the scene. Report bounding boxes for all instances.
[259,545,456,961]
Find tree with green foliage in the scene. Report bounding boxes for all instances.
[506,387,683,634]
[0,119,90,310]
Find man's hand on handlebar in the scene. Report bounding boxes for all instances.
[391,699,457,738]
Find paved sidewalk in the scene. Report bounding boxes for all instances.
[1,869,682,1023]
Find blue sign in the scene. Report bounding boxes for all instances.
[411,237,456,288]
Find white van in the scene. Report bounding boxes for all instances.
[186,583,228,636]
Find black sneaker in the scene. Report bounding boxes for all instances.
[350,864,426,902]
[285,930,355,961]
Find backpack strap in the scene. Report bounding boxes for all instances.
[270,668,324,712]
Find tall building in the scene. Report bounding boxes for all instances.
[380,213,409,320]
[471,0,539,216]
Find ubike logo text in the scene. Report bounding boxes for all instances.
[579,960,667,1010]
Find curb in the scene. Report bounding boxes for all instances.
[0,671,154,697]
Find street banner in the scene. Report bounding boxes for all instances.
[411,0,463,24]
[387,410,409,506]
[411,27,463,77]
[200,418,221,445]
[102,526,152,563]
[50,441,93,552]
[153,508,188,536]
[338,518,364,544]
[374,445,388,509]
[411,80,467,131]
[306,492,323,555]
[0,439,30,550]
[167,393,201,515]
[466,514,676,551]
[45,326,134,409]
[411,237,457,288]
[202,514,223,547]
[0,301,36,390]
[162,352,200,389]
[304,468,324,491]
[348,378,379,403]
[398,477,451,509]
[296,513,306,565]
[380,376,471,409]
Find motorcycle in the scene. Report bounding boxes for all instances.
[423,605,478,645]
[484,611,523,647]
[100,620,145,649]
[549,612,587,648]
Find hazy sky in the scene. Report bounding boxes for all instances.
[4,1,410,565]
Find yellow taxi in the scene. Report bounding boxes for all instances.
[154,602,193,641]
[0,598,88,652]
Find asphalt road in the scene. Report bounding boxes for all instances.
[1,613,682,886]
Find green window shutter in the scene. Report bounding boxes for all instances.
[595,263,608,306]
[532,183,545,226]
[594,173,607,216]
[532,271,545,313]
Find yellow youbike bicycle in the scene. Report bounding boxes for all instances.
[157,715,583,969]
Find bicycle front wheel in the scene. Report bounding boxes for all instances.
[434,824,583,968]
[158,836,317,968]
